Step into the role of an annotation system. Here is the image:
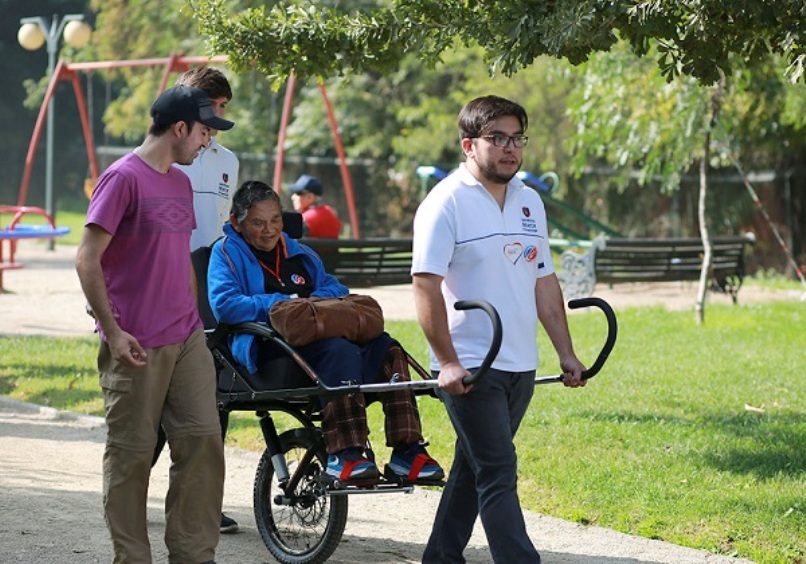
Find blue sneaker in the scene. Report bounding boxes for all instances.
[326,448,380,481]
[389,442,444,481]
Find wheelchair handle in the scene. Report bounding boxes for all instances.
[534,296,618,385]
[456,300,502,386]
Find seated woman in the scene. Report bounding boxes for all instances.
[208,180,443,482]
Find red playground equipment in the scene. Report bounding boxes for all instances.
[16,54,362,237]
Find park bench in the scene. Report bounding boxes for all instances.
[300,237,413,287]
[557,233,757,302]
[0,206,70,292]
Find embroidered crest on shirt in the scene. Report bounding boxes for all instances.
[504,243,524,265]
[291,273,306,286]
[523,245,538,263]
[521,207,538,233]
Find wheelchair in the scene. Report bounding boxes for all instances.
[191,213,618,564]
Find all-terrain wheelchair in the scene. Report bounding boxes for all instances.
[191,212,617,564]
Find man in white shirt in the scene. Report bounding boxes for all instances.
[412,95,586,563]
[175,67,240,251]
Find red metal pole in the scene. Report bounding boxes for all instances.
[318,82,360,238]
[158,52,183,94]
[17,60,69,206]
[70,70,98,185]
[273,74,296,196]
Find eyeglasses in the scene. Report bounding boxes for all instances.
[478,134,529,148]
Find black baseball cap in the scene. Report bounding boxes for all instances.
[288,175,323,195]
[150,85,234,131]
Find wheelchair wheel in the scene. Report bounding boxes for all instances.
[254,427,348,564]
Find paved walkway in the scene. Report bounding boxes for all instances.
[0,396,755,563]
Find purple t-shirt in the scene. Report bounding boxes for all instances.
[85,153,201,348]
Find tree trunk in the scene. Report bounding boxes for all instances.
[695,72,726,325]
[695,134,712,325]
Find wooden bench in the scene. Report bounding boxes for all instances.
[557,233,756,302]
[300,238,413,287]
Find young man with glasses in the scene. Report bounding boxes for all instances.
[412,95,586,563]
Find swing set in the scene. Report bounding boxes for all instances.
[3,54,364,292]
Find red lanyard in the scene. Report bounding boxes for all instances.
[258,239,284,287]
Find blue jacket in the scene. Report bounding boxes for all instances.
[208,222,348,373]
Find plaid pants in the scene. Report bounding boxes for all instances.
[322,343,423,454]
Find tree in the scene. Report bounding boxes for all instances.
[565,43,806,321]
[192,0,806,87]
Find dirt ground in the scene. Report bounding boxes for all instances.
[2,240,793,563]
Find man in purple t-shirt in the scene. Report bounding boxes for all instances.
[76,86,235,563]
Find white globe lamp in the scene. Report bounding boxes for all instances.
[18,22,45,51]
[64,20,92,48]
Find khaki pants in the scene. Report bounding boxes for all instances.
[99,329,224,563]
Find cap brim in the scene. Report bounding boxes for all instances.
[201,116,234,131]
[198,104,234,131]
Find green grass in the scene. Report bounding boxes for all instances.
[51,210,86,246]
[1,302,804,563]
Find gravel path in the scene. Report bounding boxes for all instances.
[0,397,756,563]
[1,240,785,562]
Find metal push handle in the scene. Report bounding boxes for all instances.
[534,296,618,385]
[455,300,503,386]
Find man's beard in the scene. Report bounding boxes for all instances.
[477,160,519,185]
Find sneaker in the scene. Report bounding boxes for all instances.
[220,513,238,534]
[389,442,444,481]
[326,448,380,481]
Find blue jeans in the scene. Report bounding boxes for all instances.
[423,368,540,564]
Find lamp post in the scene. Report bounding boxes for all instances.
[18,14,91,248]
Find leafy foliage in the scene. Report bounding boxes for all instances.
[88,0,201,141]
[192,0,806,87]
[566,42,712,193]
[565,43,806,195]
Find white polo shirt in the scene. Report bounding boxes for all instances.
[176,137,240,250]
[412,164,554,372]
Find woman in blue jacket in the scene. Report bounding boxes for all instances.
[208,180,442,482]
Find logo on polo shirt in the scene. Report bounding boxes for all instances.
[521,207,538,233]
[524,245,538,262]
[504,242,524,265]
[291,273,306,285]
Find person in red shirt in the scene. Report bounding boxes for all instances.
[288,175,342,238]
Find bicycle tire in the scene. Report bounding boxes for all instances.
[253,427,348,564]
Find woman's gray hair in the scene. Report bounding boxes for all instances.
[230,180,282,223]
